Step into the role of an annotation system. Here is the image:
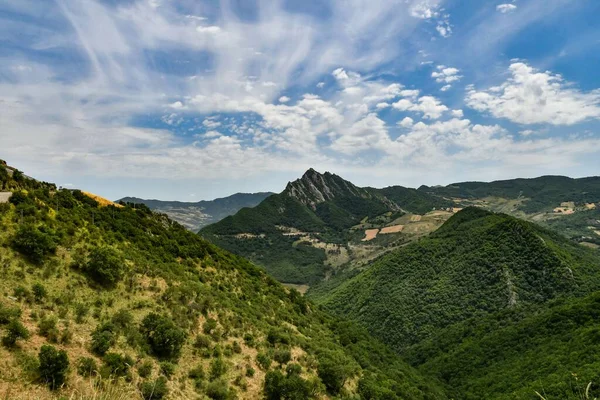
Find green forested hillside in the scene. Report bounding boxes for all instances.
[320,208,600,350]
[419,175,600,213]
[405,292,600,399]
[318,207,600,398]
[0,162,444,399]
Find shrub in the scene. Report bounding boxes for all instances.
[273,348,292,365]
[140,313,186,360]
[317,352,355,395]
[194,334,211,349]
[160,361,176,379]
[256,352,272,371]
[140,376,169,400]
[2,319,30,347]
[74,303,89,323]
[188,364,205,381]
[77,357,98,377]
[111,308,133,331]
[102,353,133,377]
[38,315,59,343]
[264,367,319,400]
[203,318,217,335]
[0,304,21,324]
[206,379,235,400]
[32,283,47,302]
[245,366,255,378]
[12,225,57,264]
[86,247,125,287]
[138,360,153,378]
[209,357,228,380]
[91,323,116,356]
[39,345,69,390]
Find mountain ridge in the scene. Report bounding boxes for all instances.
[118,192,274,232]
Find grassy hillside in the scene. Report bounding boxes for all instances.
[118,192,273,232]
[0,162,444,399]
[320,208,600,350]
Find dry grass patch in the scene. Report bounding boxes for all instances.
[361,229,379,242]
[380,225,404,234]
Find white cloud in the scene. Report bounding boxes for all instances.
[279,96,291,103]
[196,25,221,34]
[398,117,414,128]
[496,4,517,13]
[436,20,452,38]
[392,95,449,119]
[440,85,451,92]
[432,65,463,85]
[466,62,600,125]
[316,82,325,88]
[451,109,464,118]
[202,119,222,129]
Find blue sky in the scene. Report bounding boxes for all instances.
[1,0,599,201]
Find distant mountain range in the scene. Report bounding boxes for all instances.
[119,192,273,231]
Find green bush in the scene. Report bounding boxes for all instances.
[256,352,272,371]
[140,313,186,360]
[102,353,133,377]
[111,308,133,331]
[138,360,153,378]
[264,368,318,400]
[32,283,47,302]
[140,376,169,400]
[77,357,98,377]
[188,364,205,381]
[0,304,21,324]
[12,225,57,264]
[317,352,355,395]
[39,345,69,390]
[2,319,30,347]
[91,322,116,356]
[86,247,125,287]
[206,379,236,400]
[38,315,59,342]
[209,357,228,380]
[160,361,176,379]
[273,348,292,365]
[194,334,211,349]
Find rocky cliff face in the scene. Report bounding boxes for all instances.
[284,168,379,210]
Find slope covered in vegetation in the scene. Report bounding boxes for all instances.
[201,169,452,285]
[419,175,600,213]
[320,208,600,350]
[405,292,600,399]
[0,162,444,399]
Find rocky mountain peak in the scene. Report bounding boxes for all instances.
[285,168,370,210]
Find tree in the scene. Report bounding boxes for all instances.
[317,351,355,395]
[91,323,116,356]
[12,225,57,264]
[39,345,69,389]
[86,247,125,287]
[1,319,30,347]
[140,313,186,359]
